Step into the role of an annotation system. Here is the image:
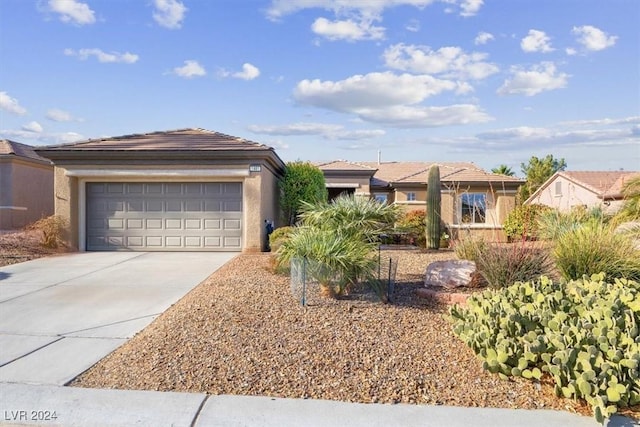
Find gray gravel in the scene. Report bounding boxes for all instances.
[72,250,590,416]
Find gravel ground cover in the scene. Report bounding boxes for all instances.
[0,230,68,267]
[72,250,592,416]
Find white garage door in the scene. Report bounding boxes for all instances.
[86,182,242,251]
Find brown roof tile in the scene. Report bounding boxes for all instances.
[38,128,271,152]
[315,160,377,171]
[318,161,522,186]
[0,140,51,163]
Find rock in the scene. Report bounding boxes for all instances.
[424,260,476,289]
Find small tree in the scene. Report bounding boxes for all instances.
[279,161,327,225]
[518,154,566,203]
[491,164,515,176]
[425,165,441,250]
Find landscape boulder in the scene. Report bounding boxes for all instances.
[424,260,477,289]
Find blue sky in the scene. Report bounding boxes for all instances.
[1,0,638,175]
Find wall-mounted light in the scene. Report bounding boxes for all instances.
[249,164,262,172]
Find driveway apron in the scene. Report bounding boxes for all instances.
[0,252,235,385]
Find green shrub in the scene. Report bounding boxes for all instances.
[275,226,377,295]
[299,194,400,242]
[503,204,551,240]
[450,273,640,423]
[537,206,606,241]
[553,220,640,281]
[474,243,553,289]
[396,210,426,247]
[453,236,487,264]
[269,226,294,252]
[28,215,68,248]
[279,161,327,226]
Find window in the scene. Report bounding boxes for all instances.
[374,193,388,204]
[459,193,486,224]
[406,192,416,201]
[554,181,562,196]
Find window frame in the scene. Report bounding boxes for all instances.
[458,192,487,224]
[406,192,416,201]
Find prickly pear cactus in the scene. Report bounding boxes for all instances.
[449,273,640,424]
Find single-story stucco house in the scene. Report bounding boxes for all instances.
[525,170,639,214]
[0,140,54,229]
[35,128,285,252]
[317,160,524,242]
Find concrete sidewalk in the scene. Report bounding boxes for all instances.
[2,383,631,427]
[0,252,236,386]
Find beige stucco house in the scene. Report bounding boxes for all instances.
[317,161,523,242]
[0,140,54,229]
[35,129,285,252]
[525,171,639,214]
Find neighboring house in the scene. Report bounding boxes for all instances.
[525,171,640,214]
[317,160,524,242]
[35,129,285,252]
[0,140,54,229]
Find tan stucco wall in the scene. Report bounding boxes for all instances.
[0,158,53,229]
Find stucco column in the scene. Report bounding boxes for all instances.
[243,172,263,253]
[54,167,79,250]
[496,195,515,225]
[441,193,455,224]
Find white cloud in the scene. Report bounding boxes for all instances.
[474,31,494,45]
[497,62,569,96]
[64,48,139,64]
[248,122,385,140]
[293,72,492,127]
[294,72,457,112]
[520,29,554,53]
[0,92,27,115]
[0,129,84,144]
[22,121,43,133]
[572,25,617,51]
[219,63,261,80]
[406,19,420,32]
[153,0,187,29]
[234,63,260,80]
[248,122,342,136]
[267,0,483,19]
[311,17,384,41]
[355,104,492,127]
[473,125,636,150]
[565,47,577,56]
[46,0,95,25]
[383,43,499,80]
[173,60,206,78]
[459,0,483,17]
[46,108,80,122]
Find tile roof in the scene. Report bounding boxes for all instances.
[315,160,376,172]
[37,128,272,152]
[560,171,640,198]
[318,161,523,186]
[0,140,51,163]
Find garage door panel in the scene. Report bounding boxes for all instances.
[86,182,242,251]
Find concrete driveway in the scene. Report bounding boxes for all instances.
[0,252,236,386]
